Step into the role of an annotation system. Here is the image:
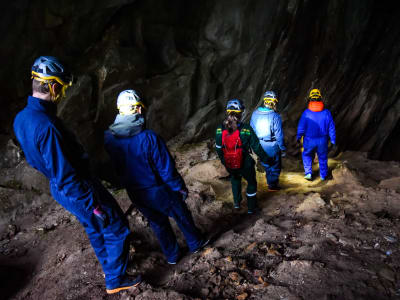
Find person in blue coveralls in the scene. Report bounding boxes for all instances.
[296,89,336,181]
[104,90,209,265]
[250,91,286,191]
[13,56,141,295]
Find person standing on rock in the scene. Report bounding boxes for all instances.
[13,56,141,294]
[215,99,271,214]
[297,89,336,181]
[104,90,209,265]
[250,91,286,191]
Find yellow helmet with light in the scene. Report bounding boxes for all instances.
[309,89,322,100]
[31,56,73,102]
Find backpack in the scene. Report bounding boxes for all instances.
[222,129,243,169]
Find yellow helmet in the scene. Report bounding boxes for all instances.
[309,89,322,100]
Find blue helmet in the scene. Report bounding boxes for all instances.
[226,99,245,113]
[263,90,278,104]
[31,56,73,86]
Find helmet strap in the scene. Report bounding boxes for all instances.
[119,104,143,116]
[49,82,63,103]
[33,76,66,102]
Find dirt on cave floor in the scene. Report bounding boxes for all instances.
[1,139,400,300]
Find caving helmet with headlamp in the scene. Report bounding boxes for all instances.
[117,89,146,115]
[226,99,245,113]
[31,56,73,102]
[309,89,322,101]
[263,91,278,105]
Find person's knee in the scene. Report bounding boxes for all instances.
[318,153,328,162]
[246,181,257,193]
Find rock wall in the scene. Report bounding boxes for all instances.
[1,0,400,162]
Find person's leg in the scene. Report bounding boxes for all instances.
[132,199,180,263]
[50,180,131,290]
[302,138,316,177]
[316,138,329,179]
[241,166,258,212]
[90,181,133,289]
[263,144,281,189]
[167,194,204,252]
[83,216,131,289]
[230,171,243,207]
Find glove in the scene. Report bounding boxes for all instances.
[179,188,189,201]
[93,206,109,228]
[281,150,286,158]
[329,144,339,158]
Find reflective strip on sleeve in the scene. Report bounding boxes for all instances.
[215,144,222,149]
[246,192,257,197]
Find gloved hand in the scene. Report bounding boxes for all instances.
[93,205,109,228]
[179,188,189,201]
[328,144,339,158]
[281,150,286,158]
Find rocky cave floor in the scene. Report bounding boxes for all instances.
[1,140,400,300]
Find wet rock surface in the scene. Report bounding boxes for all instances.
[1,141,400,299]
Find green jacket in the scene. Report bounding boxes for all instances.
[215,123,270,170]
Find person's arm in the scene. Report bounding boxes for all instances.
[327,111,336,144]
[248,126,271,165]
[150,133,186,192]
[274,114,286,151]
[38,126,97,213]
[296,111,306,141]
[215,127,224,164]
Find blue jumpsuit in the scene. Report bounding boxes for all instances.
[250,107,286,188]
[297,107,336,179]
[13,96,131,290]
[104,114,204,263]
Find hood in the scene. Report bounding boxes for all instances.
[308,101,324,112]
[109,113,145,137]
[257,106,274,113]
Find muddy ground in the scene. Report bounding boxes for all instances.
[0,139,400,300]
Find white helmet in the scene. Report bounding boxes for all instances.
[117,90,145,115]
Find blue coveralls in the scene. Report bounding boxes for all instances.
[13,96,131,290]
[250,107,286,188]
[296,107,336,179]
[104,115,203,263]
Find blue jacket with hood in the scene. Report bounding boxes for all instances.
[104,114,186,211]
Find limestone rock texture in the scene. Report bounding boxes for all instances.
[1,0,400,163]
